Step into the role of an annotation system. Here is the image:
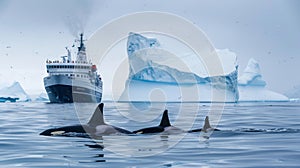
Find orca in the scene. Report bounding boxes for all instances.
[187,116,220,133]
[133,110,184,134]
[40,103,132,137]
[133,110,219,134]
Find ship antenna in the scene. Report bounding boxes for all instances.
[65,47,71,62]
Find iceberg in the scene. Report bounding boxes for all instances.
[238,59,288,102]
[238,58,266,86]
[119,32,288,102]
[119,33,239,102]
[285,85,300,99]
[0,82,31,102]
[34,93,50,102]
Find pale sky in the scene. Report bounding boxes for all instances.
[0,0,299,96]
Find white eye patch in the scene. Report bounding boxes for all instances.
[51,131,65,135]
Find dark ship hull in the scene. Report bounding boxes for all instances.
[44,75,102,103]
[45,85,102,103]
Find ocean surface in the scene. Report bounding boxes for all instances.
[0,101,299,168]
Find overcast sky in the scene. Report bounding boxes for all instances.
[0,0,299,96]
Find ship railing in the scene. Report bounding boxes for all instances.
[46,60,90,64]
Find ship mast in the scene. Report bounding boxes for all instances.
[78,33,85,52]
[76,33,87,62]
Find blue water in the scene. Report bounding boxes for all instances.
[0,102,300,167]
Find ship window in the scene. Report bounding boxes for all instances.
[77,74,80,77]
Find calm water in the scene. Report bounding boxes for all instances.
[0,101,299,167]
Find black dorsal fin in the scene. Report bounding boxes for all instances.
[202,116,212,132]
[159,110,171,127]
[88,103,105,127]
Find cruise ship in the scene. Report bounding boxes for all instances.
[44,34,102,103]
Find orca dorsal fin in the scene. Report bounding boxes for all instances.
[88,103,105,127]
[202,116,212,132]
[159,110,171,127]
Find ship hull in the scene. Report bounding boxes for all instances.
[44,75,102,103]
